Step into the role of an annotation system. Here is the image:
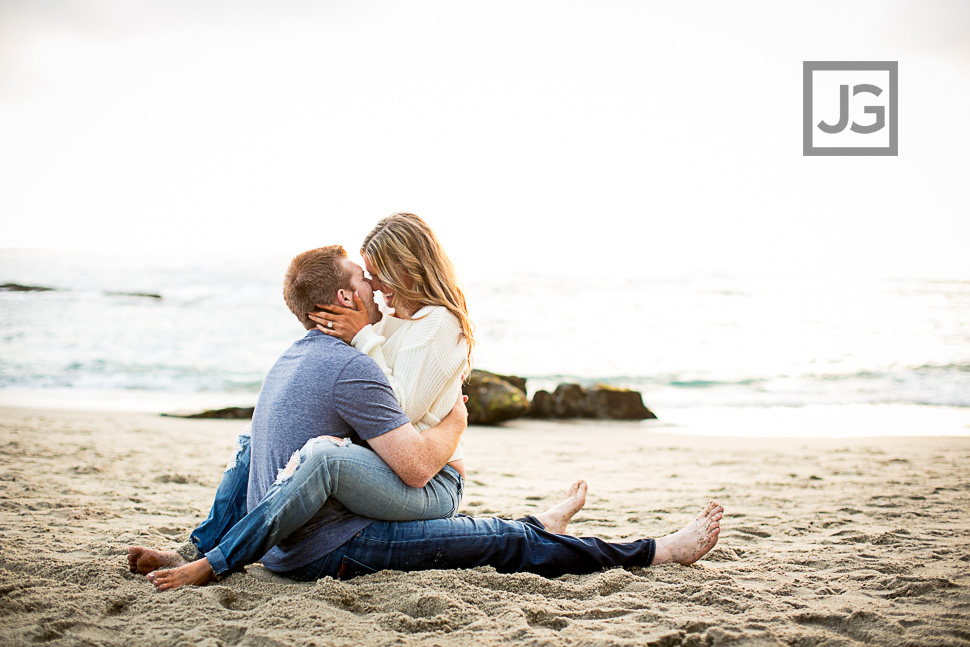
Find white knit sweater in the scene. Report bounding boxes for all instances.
[350,305,469,461]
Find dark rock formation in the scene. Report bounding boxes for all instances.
[462,370,529,425]
[529,384,592,418]
[587,385,657,420]
[486,372,527,393]
[163,407,255,419]
[0,284,162,299]
[105,291,163,299]
[553,383,592,418]
[530,383,655,420]
[529,390,556,418]
[1,283,55,292]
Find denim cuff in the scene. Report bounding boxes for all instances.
[205,546,230,577]
[643,538,657,568]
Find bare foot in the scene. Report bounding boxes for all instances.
[147,558,216,591]
[534,480,588,534]
[652,500,724,566]
[127,547,187,575]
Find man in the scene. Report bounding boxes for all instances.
[132,245,724,589]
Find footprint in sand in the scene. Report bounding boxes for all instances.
[205,586,268,611]
[732,525,771,538]
[525,611,569,631]
[795,610,905,643]
[884,578,957,600]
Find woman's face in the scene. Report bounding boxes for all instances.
[363,255,395,310]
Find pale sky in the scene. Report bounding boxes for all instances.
[1,1,968,279]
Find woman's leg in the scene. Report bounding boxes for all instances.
[203,437,461,577]
[193,433,458,547]
[330,448,462,522]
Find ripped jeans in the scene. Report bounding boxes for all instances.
[189,431,463,576]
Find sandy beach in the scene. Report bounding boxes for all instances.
[1,405,969,646]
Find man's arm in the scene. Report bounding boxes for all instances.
[366,395,467,488]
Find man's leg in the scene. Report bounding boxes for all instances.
[133,430,463,577]
[288,501,724,581]
[191,429,253,553]
[128,429,252,574]
[147,437,463,590]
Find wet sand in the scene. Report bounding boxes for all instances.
[1,406,968,646]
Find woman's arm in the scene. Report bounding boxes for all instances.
[346,318,405,406]
[358,308,467,424]
[388,308,468,423]
[309,295,407,404]
[310,300,468,425]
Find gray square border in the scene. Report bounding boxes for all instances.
[803,61,898,156]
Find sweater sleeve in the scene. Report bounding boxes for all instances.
[350,323,404,409]
[353,307,468,425]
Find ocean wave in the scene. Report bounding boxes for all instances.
[0,368,263,394]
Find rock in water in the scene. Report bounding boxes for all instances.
[529,390,556,418]
[587,385,657,420]
[1,283,55,292]
[105,291,163,299]
[462,370,530,425]
[162,407,255,419]
[530,383,656,420]
[552,383,591,418]
[486,372,527,393]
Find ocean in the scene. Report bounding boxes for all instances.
[2,248,969,435]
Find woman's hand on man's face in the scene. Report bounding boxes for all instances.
[310,292,371,344]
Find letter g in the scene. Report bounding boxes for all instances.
[850,84,885,134]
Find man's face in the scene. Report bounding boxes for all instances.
[340,257,380,324]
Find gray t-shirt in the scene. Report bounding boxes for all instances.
[248,329,411,572]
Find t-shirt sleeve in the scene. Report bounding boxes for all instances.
[332,354,412,440]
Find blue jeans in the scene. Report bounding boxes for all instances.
[280,515,657,581]
[194,433,463,576]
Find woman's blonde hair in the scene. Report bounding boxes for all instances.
[361,213,474,360]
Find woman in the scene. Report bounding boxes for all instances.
[132,214,476,588]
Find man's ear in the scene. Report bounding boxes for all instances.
[336,289,353,307]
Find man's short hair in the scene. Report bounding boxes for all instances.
[284,246,353,329]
